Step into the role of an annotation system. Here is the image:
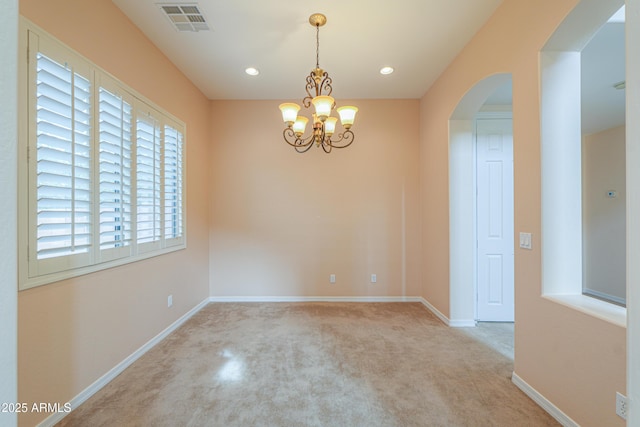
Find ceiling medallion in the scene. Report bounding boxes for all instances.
[278,13,358,153]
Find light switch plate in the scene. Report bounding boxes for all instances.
[519,232,532,250]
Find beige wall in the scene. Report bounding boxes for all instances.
[420,1,625,426]
[18,1,211,425]
[583,125,626,302]
[210,99,421,298]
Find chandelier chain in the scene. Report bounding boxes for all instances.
[316,24,320,69]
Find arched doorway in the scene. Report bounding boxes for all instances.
[448,73,513,326]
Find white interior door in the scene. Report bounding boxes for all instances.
[476,118,514,322]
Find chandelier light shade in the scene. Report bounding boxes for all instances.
[337,106,358,129]
[278,13,358,153]
[311,96,334,121]
[279,103,300,127]
[292,116,309,136]
[324,117,338,136]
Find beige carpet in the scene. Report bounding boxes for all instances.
[56,303,558,426]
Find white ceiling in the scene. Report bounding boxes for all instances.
[110,1,625,134]
[111,0,503,100]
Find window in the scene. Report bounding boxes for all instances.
[539,0,625,325]
[580,11,626,306]
[20,21,186,289]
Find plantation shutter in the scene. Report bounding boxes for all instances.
[164,124,184,244]
[136,112,162,250]
[31,49,93,275]
[98,85,132,260]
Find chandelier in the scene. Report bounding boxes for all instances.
[278,13,358,153]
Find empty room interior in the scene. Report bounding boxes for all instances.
[2,0,640,426]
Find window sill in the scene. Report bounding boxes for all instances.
[543,294,626,328]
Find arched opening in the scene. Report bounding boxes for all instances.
[448,73,512,327]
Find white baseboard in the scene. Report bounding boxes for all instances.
[37,298,210,427]
[511,372,579,427]
[209,296,423,303]
[417,297,476,327]
[448,318,477,327]
[417,297,450,325]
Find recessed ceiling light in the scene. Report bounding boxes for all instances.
[245,67,259,76]
[380,66,394,75]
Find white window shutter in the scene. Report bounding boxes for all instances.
[33,52,92,274]
[136,114,162,250]
[164,124,184,243]
[98,86,132,259]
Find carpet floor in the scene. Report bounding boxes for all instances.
[56,302,559,427]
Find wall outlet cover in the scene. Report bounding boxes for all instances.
[616,391,627,420]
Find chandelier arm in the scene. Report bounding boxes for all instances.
[303,73,316,107]
[283,128,314,149]
[303,72,332,101]
[302,96,313,109]
[302,96,313,108]
[295,142,315,153]
[320,73,333,97]
[321,140,332,153]
[326,129,355,149]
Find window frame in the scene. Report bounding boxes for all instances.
[19,18,187,290]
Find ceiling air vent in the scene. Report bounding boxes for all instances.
[158,3,210,32]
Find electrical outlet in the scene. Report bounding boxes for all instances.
[167,295,173,308]
[330,274,336,284]
[371,274,377,283]
[616,392,627,420]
